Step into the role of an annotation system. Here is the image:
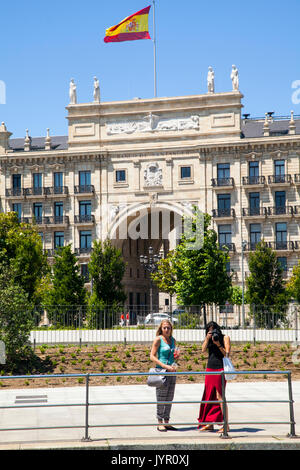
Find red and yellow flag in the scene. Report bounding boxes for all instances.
[104,6,151,43]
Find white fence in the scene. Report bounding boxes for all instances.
[30,328,300,345]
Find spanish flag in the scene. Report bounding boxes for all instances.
[104,6,151,43]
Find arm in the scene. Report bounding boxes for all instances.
[150,337,176,372]
[202,331,212,353]
[213,335,231,357]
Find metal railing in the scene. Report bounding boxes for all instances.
[0,370,296,441]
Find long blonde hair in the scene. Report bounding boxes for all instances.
[156,319,173,337]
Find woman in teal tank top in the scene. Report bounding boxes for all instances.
[150,319,179,432]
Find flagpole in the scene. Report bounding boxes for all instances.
[153,0,157,97]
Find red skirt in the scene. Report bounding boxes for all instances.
[198,368,226,425]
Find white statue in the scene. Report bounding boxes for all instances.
[207,66,215,93]
[93,76,100,102]
[144,162,162,187]
[231,65,239,91]
[69,78,77,104]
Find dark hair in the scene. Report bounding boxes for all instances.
[205,321,223,337]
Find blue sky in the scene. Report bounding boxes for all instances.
[1,0,300,138]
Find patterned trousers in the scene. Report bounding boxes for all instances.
[156,375,176,421]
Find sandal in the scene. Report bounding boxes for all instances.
[217,426,230,433]
[199,424,214,432]
[157,425,167,432]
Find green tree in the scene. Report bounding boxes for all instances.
[151,250,177,313]
[87,239,126,328]
[45,245,87,326]
[0,212,49,304]
[286,260,300,303]
[246,241,289,327]
[0,265,34,362]
[170,212,232,325]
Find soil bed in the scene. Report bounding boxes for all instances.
[0,342,299,389]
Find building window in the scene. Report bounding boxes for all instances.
[79,200,92,222]
[276,222,287,250]
[277,257,287,272]
[12,203,22,220]
[54,231,64,248]
[249,161,259,184]
[79,170,91,192]
[54,172,63,188]
[12,174,21,195]
[274,160,285,183]
[218,224,232,249]
[275,191,286,214]
[33,173,42,195]
[217,194,231,217]
[250,223,261,250]
[54,202,64,222]
[249,192,260,215]
[33,203,43,223]
[217,163,230,180]
[80,230,92,251]
[115,170,126,183]
[180,166,191,179]
[81,264,89,282]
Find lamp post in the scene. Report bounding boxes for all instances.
[139,246,162,319]
[241,240,247,328]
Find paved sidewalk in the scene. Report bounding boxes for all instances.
[0,381,299,450]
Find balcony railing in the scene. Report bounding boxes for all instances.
[44,186,69,196]
[211,177,234,187]
[267,206,293,216]
[294,174,300,184]
[23,187,44,196]
[242,176,266,186]
[212,208,235,218]
[74,214,95,224]
[5,188,23,197]
[268,174,292,184]
[218,242,235,252]
[20,216,69,226]
[267,241,294,251]
[75,247,93,255]
[242,207,267,217]
[74,185,95,194]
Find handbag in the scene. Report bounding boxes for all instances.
[147,367,168,388]
[147,345,172,388]
[223,356,237,380]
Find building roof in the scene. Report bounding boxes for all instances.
[7,117,300,152]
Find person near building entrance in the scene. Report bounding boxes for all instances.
[198,321,231,433]
[150,319,179,432]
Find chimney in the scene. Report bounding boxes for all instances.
[0,122,12,153]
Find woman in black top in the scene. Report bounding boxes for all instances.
[198,321,231,433]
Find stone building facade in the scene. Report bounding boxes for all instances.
[1,85,300,324]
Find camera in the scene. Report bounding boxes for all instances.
[211,329,220,341]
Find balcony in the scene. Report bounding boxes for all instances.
[44,186,69,197]
[74,185,95,195]
[294,174,300,185]
[5,188,24,198]
[211,177,234,189]
[20,216,69,226]
[242,176,266,187]
[267,206,293,217]
[75,247,93,256]
[293,206,300,217]
[212,208,235,220]
[218,242,236,252]
[268,174,292,186]
[74,214,95,225]
[23,187,44,197]
[266,241,294,252]
[242,207,267,218]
